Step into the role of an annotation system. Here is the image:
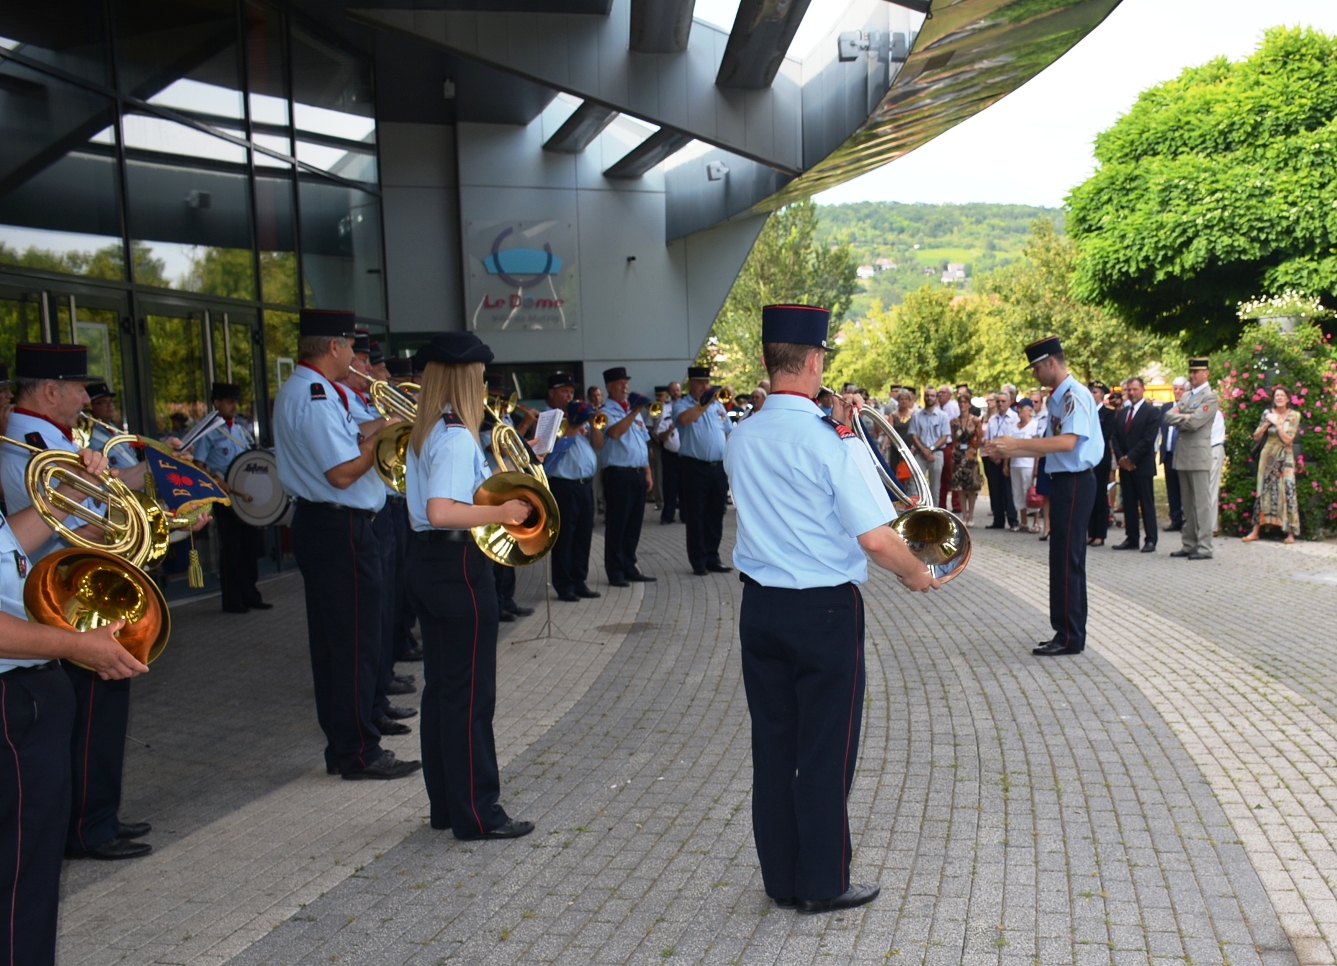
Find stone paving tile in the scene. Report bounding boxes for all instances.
[216,514,1307,966]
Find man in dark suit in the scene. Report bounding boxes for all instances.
[1111,377,1160,552]
[1160,377,1186,532]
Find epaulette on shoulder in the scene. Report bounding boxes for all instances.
[821,415,857,440]
[309,382,327,400]
[440,411,466,428]
[25,431,47,450]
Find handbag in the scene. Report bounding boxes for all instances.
[1025,485,1043,509]
[1250,411,1271,461]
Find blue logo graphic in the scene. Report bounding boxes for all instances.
[483,227,563,288]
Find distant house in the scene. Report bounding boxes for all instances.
[922,265,936,276]
[941,262,967,284]
[875,257,897,271]
[856,265,876,279]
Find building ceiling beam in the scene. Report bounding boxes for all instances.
[543,100,620,152]
[629,0,695,53]
[603,127,693,179]
[714,0,813,90]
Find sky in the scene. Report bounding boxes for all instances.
[688,0,1337,210]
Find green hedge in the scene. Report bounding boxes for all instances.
[1215,320,1337,539]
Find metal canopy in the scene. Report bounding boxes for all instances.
[715,0,813,90]
[604,128,692,179]
[629,0,695,53]
[543,100,619,153]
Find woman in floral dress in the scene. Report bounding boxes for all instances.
[949,406,983,525]
[1243,384,1301,544]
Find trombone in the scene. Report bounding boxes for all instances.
[823,387,972,583]
[346,367,419,494]
[472,394,560,567]
[0,435,171,666]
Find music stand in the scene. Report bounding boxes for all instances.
[505,555,604,646]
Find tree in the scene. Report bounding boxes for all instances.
[704,200,858,388]
[1067,27,1337,351]
[828,284,977,394]
[963,221,1183,388]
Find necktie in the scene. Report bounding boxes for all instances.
[1125,406,1133,431]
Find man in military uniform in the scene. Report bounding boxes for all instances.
[1,344,155,859]
[192,383,269,613]
[1163,357,1219,560]
[599,367,655,586]
[83,382,139,474]
[547,399,604,602]
[674,366,733,576]
[273,310,421,780]
[726,304,939,914]
[983,337,1105,656]
[657,381,682,524]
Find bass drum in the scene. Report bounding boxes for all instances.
[224,449,291,528]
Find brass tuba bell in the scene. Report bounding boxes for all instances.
[348,368,419,494]
[472,397,560,567]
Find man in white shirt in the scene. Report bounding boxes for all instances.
[657,382,682,524]
[1209,406,1226,535]
[983,390,1020,529]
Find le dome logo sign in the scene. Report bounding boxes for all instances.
[466,220,579,331]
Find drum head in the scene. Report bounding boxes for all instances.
[225,449,290,527]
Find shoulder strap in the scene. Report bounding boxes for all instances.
[820,414,857,440]
[439,411,466,428]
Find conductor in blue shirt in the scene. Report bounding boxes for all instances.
[983,337,1104,656]
[726,304,941,914]
[273,309,421,781]
[673,366,733,576]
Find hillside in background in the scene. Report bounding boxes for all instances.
[817,202,1063,316]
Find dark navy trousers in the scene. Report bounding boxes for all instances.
[659,449,681,523]
[216,502,264,611]
[494,562,517,612]
[291,502,385,773]
[63,663,130,854]
[1048,470,1096,651]
[550,476,594,595]
[373,503,397,719]
[739,579,866,902]
[1,664,74,966]
[389,498,418,659]
[602,466,646,582]
[680,457,728,570]
[407,537,508,838]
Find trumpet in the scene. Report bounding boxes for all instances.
[347,367,419,494]
[556,411,608,436]
[472,395,560,567]
[627,393,662,419]
[700,386,732,407]
[0,435,171,666]
[823,388,971,584]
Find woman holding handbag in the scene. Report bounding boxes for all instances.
[1242,384,1302,544]
[1009,398,1043,532]
[949,398,984,526]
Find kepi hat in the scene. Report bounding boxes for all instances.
[760,304,832,349]
[212,382,241,401]
[603,366,628,384]
[14,343,89,381]
[548,371,576,390]
[1024,336,1063,367]
[1188,357,1210,371]
[85,380,114,402]
[299,309,358,339]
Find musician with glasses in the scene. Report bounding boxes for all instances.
[191,382,268,614]
[0,444,149,966]
[405,332,534,841]
[725,305,940,915]
[674,365,733,576]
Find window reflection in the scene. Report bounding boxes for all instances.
[114,0,241,112]
[254,165,298,305]
[298,177,383,318]
[123,112,254,297]
[245,2,288,126]
[262,308,298,410]
[291,24,377,184]
[0,0,110,87]
[0,62,125,279]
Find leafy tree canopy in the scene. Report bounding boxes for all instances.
[1068,26,1337,351]
[703,200,858,389]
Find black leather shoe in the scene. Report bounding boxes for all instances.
[773,896,798,909]
[396,645,424,662]
[1034,641,1081,656]
[383,703,418,720]
[394,672,416,686]
[627,573,657,582]
[76,838,153,860]
[707,563,733,573]
[985,523,1004,530]
[1170,549,1191,558]
[1164,523,1183,532]
[1187,552,1212,560]
[221,605,249,614]
[575,585,601,599]
[797,884,880,914]
[117,821,151,840]
[376,716,412,736]
[557,592,580,602]
[507,605,535,617]
[1111,540,1138,550]
[458,818,535,841]
[1140,543,1156,553]
[608,578,631,588]
[342,750,422,781]
[692,567,708,576]
[387,678,416,696]
[246,601,274,610]
[498,610,516,622]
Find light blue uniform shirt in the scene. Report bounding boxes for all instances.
[546,429,599,480]
[273,364,385,512]
[725,394,897,589]
[191,419,254,475]
[405,416,489,531]
[599,400,649,468]
[1,409,91,561]
[672,396,732,462]
[1043,374,1104,473]
[88,422,139,473]
[0,513,42,674]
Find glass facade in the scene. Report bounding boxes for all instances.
[0,0,385,433]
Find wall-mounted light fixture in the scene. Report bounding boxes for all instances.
[706,160,730,181]
[626,256,637,263]
[443,78,456,100]
[186,190,211,209]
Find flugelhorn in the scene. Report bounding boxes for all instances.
[0,435,171,666]
[347,367,418,494]
[699,386,732,407]
[472,395,560,567]
[823,388,971,584]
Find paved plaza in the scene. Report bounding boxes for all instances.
[55,509,1337,966]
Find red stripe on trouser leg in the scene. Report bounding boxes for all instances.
[840,586,862,893]
[349,514,368,767]
[461,545,485,836]
[2,681,20,966]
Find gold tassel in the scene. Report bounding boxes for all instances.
[188,532,204,588]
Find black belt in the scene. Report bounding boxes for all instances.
[412,529,472,543]
[386,494,406,505]
[550,476,593,485]
[0,661,57,678]
[1047,469,1094,478]
[683,456,723,467]
[605,466,645,473]
[295,498,376,520]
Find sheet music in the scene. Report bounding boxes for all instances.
[531,407,563,456]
